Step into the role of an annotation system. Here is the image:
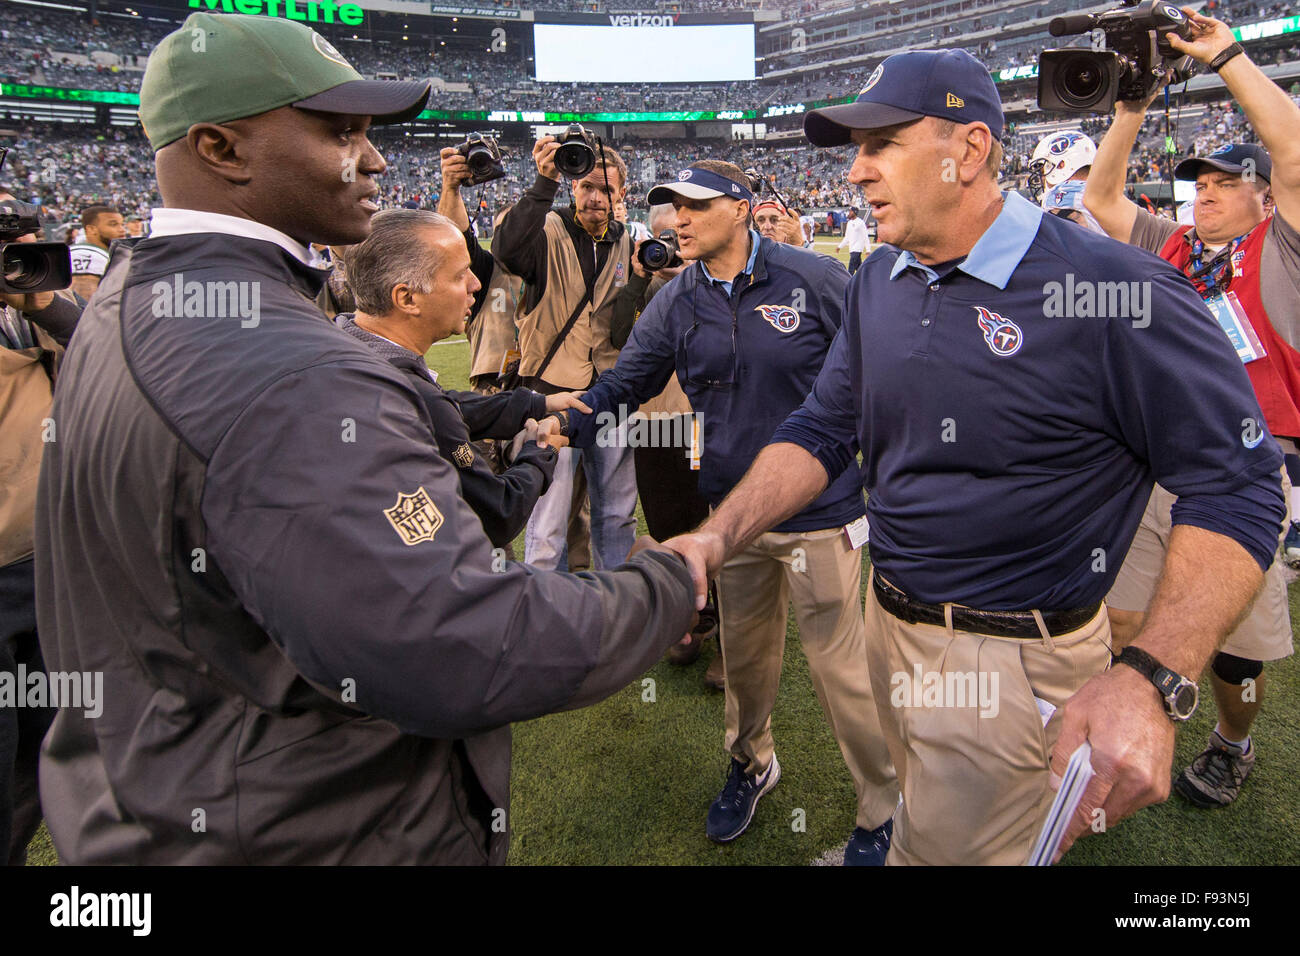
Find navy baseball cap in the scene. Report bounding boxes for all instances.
[1174,143,1272,183]
[648,165,753,206]
[804,49,1005,147]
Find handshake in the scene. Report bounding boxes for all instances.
[505,391,591,461]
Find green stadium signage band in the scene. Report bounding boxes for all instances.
[186,0,365,26]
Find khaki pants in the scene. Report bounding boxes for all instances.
[718,528,898,830]
[865,571,1114,865]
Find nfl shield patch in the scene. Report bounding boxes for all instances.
[384,487,445,545]
[452,443,474,468]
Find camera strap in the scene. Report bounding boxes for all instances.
[532,286,593,386]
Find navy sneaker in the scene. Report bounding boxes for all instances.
[843,818,893,866]
[1285,522,1300,569]
[706,756,780,843]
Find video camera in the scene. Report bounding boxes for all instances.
[0,199,71,295]
[636,228,683,271]
[454,132,507,186]
[554,124,598,179]
[1037,0,1195,113]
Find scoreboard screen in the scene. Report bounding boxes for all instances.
[532,23,756,84]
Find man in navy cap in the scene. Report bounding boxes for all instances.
[549,158,900,863]
[666,48,1285,864]
[1085,8,1300,811]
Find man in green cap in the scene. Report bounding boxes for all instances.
[32,13,696,864]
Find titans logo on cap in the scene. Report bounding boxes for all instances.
[859,64,884,96]
[678,170,693,181]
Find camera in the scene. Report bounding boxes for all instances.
[636,229,683,271]
[0,199,71,295]
[1037,0,1195,113]
[554,124,597,179]
[454,132,506,186]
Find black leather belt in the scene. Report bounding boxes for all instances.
[872,573,1101,640]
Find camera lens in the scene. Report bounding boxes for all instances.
[3,244,50,292]
[466,145,494,175]
[555,141,596,179]
[640,240,669,270]
[1054,52,1108,109]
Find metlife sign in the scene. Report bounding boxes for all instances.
[186,0,364,25]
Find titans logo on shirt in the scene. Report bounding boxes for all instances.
[974,306,1022,356]
[755,304,800,333]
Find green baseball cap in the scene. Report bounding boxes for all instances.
[139,12,430,151]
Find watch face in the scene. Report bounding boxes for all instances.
[1172,682,1199,719]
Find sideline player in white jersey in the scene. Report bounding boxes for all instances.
[68,204,125,300]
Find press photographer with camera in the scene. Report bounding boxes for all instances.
[1083,7,1300,810]
[0,188,81,864]
[491,127,638,572]
[556,158,899,862]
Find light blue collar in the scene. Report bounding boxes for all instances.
[700,229,761,296]
[888,192,1042,289]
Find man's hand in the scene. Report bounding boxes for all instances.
[1047,662,1175,861]
[662,530,727,611]
[440,146,472,191]
[543,391,592,415]
[508,418,540,461]
[1168,9,1238,66]
[536,414,569,449]
[533,136,560,182]
[1,291,55,314]
[778,211,805,246]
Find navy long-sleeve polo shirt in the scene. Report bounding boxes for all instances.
[567,232,865,533]
[773,191,1285,609]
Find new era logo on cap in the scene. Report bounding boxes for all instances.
[946,92,965,108]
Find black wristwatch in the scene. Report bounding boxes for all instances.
[1114,646,1199,721]
[546,411,570,437]
[1209,42,1244,72]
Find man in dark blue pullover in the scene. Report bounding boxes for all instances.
[552,159,899,862]
[665,51,1286,865]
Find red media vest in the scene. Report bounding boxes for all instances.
[1160,218,1300,440]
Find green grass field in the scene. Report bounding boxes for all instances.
[23,239,1300,865]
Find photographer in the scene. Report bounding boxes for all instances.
[752,198,804,247]
[491,133,637,572]
[1084,8,1300,809]
[0,188,82,864]
[556,160,899,863]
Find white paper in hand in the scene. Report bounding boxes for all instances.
[1027,741,1095,866]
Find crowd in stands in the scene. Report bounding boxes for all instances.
[3,0,1298,111]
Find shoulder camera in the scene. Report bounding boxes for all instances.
[0,199,71,294]
[1037,0,1195,113]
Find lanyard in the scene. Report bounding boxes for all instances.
[1186,232,1246,298]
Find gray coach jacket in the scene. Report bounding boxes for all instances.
[33,232,694,864]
